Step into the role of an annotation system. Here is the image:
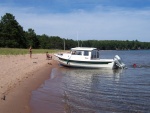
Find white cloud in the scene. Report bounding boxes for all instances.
[0,4,150,42]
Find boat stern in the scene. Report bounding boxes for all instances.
[114,55,126,69]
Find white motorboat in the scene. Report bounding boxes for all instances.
[54,47,126,69]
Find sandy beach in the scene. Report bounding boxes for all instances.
[0,53,58,113]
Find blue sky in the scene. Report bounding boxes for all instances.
[1,0,150,42]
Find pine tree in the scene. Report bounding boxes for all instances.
[0,13,27,48]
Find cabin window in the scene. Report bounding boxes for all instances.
[72,50,82,55]
[76,51,82,55]
[72,51,76,55]
[97,51,99,58]
[84,51,89,56]
[91,50,97,59]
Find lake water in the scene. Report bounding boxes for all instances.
[30,50,150,113]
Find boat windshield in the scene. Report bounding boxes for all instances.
[91,50,100,59]
[84,51,89,56]
[72,50,82,55]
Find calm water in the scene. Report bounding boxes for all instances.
[31,50,150,113]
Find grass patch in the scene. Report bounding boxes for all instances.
[0,48,64,55]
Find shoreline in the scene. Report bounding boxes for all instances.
[0,54,58,113]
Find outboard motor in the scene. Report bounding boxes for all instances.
[114,55,126,69]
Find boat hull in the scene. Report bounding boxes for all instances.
[57,57,115,69]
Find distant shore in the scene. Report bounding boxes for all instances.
[0,54,58,113]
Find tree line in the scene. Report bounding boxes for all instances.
[0,13,150,50]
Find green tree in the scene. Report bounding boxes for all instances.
[0,13,27,48]
[25,28,39,48]
[65,39,77,49]
[38,34,51,49]
[49,36,63,49]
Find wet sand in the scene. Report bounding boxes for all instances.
[0,54,58,113]
[31,68,65,113]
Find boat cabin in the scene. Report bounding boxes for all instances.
[71,47,100,60]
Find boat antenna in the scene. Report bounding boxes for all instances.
[63,38,65,51]
[81,41,83,47]
[77,31,79,47]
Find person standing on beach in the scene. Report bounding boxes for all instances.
[29,46,32,58]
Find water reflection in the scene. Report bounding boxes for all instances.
[31,66,150,113]
[60,68,125,113]
[61,68,124,85]
[60,67,149,113]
